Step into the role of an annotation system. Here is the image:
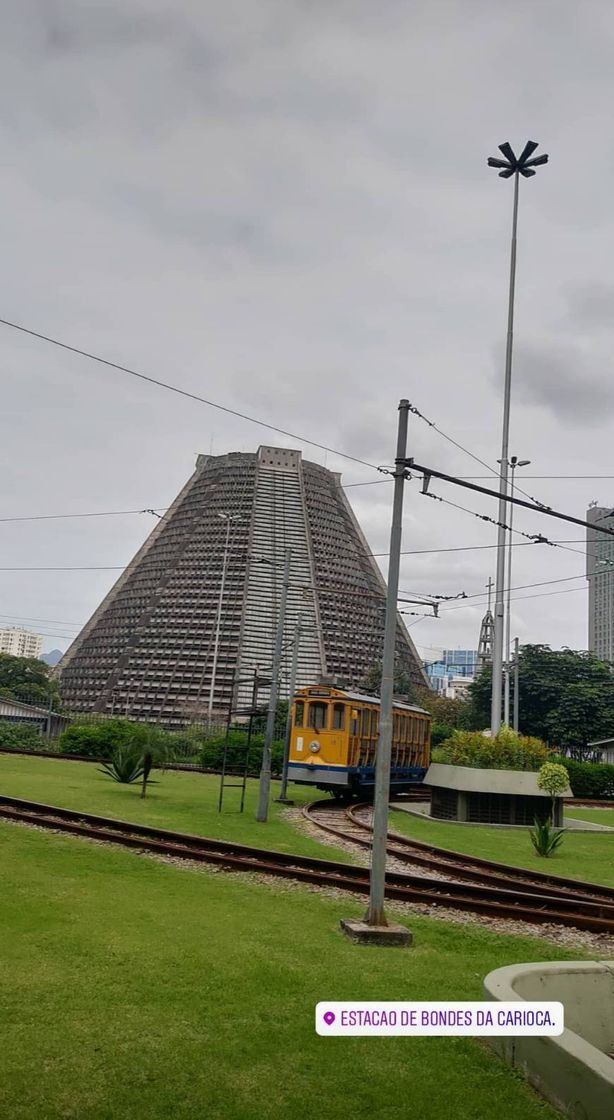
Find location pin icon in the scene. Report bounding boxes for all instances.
[323,1011,335,1026]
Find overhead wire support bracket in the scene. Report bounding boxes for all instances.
[404,459,614,539]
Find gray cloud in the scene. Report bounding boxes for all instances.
[567,283,614,331]
[513,340,614,424]
[0,0,610,660]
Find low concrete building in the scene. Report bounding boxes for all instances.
[0,696,68,738]
[425,762,572,826]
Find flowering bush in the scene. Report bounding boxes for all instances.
[432,726,551,771]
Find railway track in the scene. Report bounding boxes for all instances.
[303,799,614,929]
[1,793,614,934]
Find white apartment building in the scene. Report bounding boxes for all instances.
[0,627,43,660]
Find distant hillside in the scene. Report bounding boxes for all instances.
[40,649,63,667]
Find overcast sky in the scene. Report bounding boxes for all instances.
[2,0,614,663]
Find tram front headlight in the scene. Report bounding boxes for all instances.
[309,741,320,754]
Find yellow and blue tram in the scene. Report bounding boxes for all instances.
[287,685,431,797]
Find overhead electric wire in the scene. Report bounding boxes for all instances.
[0,316,383,474]
[0,508,168,523]
[401,582,588,622]
[407,401,550,509]
[421,489,548,545]
[439,584,588,612]
[418,487,614,569]
[0,566,126,572]
[0,612,81,628]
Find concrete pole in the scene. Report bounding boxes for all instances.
[513,637,520,732]
[208,514,232,722]
[276,613,302,804]
[366,400,409,927]
[256,547,292,822]
[503,461,516,726]
[491,171,519,736]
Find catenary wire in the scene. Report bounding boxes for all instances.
[406,402,550,509]
[0,316,383,474]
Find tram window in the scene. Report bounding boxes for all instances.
[350,709,358,736]
[332,703,345,730]
[308,701,328,730]
[359,709,371,737]
[294,701,304,728]
[393,714,399,741]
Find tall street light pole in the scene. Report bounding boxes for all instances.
[208,512,241,723]
[256,547,292,823]
[504,456,530,725]
[276,612,302,805]
[513,636,520,732]
[487,140,548,735]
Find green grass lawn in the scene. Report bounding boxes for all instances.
[390,807,614,887]
[0,754,347,861]
[566,806,614,827]
[0,820,581,1120]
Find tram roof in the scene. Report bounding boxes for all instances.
[296,685,429,715]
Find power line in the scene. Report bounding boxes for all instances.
[404,582,588,623]
[374,539,585,557]
[0,612,81,628]
[0,316,383,474]
[0,508,167,524]
[407,401,549,509]
[0,566,125,572]
[412,461,614,546]
[421,489,548,545]
[438,571,588,604]
[440,583,588,612]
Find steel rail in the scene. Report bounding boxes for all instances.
[346,803,614,901]
[1,794,614,932]
[304,800,614,917]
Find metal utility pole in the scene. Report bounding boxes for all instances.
[209,512,244,722]
[276,613,302,805]
[503,457,530,725]
[513,637,520,732]
[366,400,409,928]
[256,547,292,822]
[487,140,548,735]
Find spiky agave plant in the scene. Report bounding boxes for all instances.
[98,746,145,785]
[529,816,565,858]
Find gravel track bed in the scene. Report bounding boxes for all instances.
[4,815,614,955]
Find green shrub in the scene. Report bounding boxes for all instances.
[198,731,285,775]
[59,719,166,759]
[435,726,551,771]
[430,722,454,748]
[0,722,45,750]
[554,756,614,799]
